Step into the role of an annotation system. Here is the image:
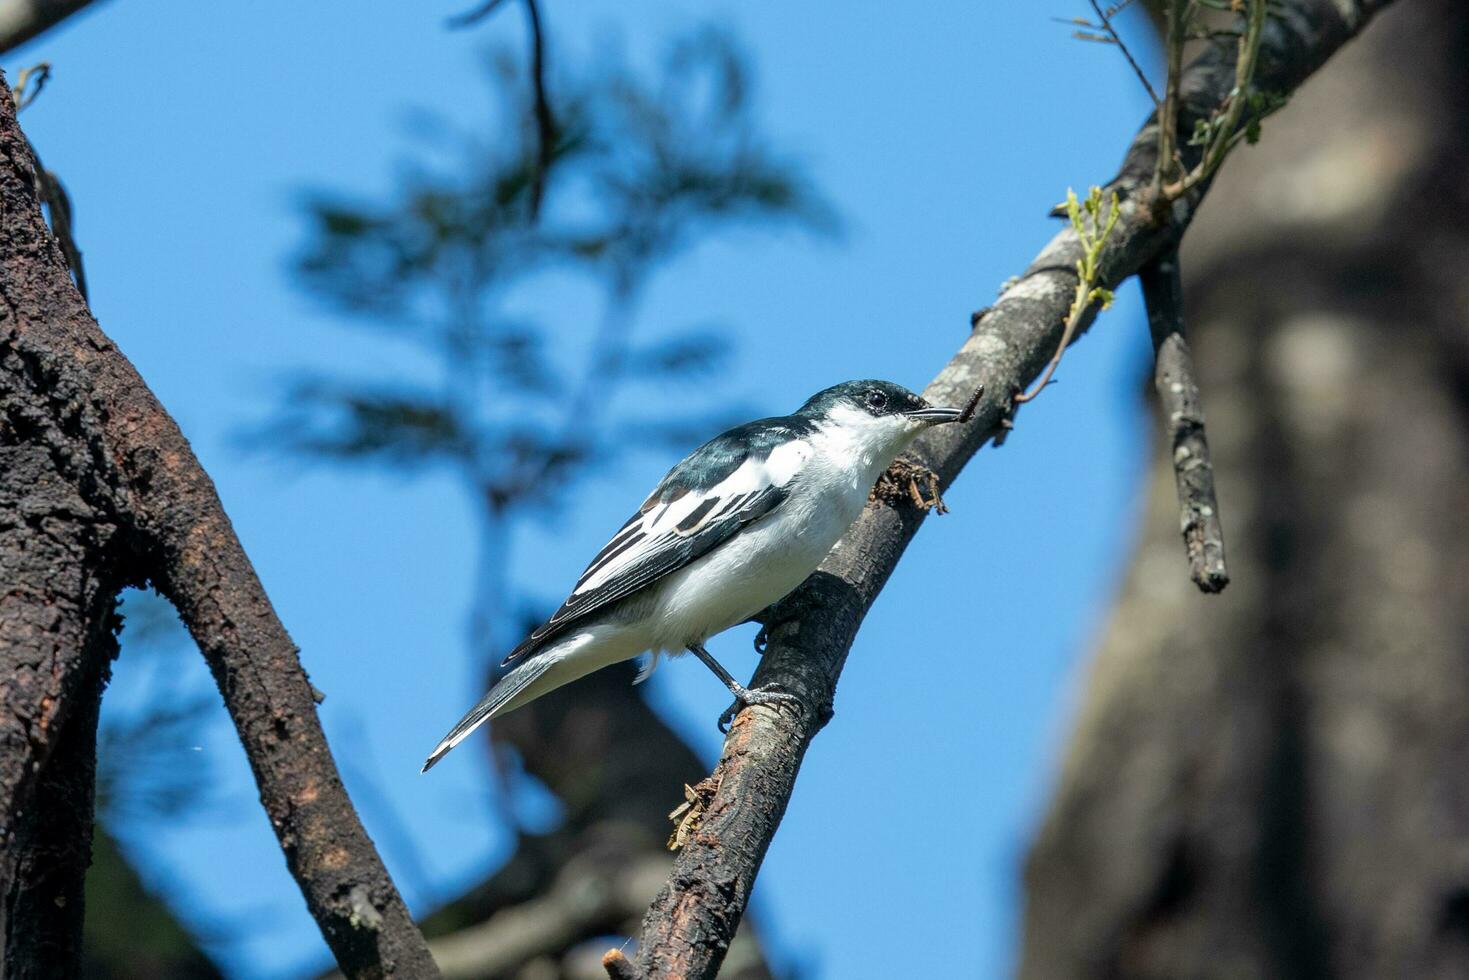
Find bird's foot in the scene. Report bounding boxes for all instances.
[718,683,807,734]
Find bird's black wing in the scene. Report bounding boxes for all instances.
[500,416,814,666]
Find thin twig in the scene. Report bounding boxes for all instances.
[19,130,88,302]
[1140,249,1228,592]
[1014,312,1082,405]
[523,0,555,218]
[445,0,510,28]
[13,62,50,111]
[35,162,86,301]
[8,62,85,300]
[1155,0,1185,188]
[448,0,557,219]
[1165,0,1270,198]
[1088,0,1161,106]
[1014,188,1119,405]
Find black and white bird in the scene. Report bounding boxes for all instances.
[422,379,970,772]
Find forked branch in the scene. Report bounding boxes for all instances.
[0,74,439,978]
[1159,0,1278,199]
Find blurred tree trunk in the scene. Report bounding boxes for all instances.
[1021,2,1469,977]
[82,829,222,979]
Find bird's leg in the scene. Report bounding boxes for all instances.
[687,643,806,734]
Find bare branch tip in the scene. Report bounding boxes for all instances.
[1085,0,1162,107]
[957,383,985,424]
[1143,251,1231,595]
[1193,566,1230,594]
[13,63,51,113]
[602,948,645,980]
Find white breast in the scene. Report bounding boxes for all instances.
[637,423,885,655]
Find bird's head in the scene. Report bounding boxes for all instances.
[796,379,967,461]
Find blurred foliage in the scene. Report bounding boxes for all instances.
[98,590,216,827]
[262,29,832,528]
[83,589,225,974]
[255,28,826,977]
[83,829,223,979]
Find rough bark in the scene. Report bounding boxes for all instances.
[1021,1,1469,977]
[0,0,104,53]
[0,71,437,976]
[1140,249,1228,592]
[0,73,131,973]
[3,603,109,978]
[617,2,1397,977]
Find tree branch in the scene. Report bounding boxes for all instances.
[4,630,108,977]
[0,0,105,53]
[522,0,554,219]
[1164,0,1271,199]
[1,61,138,972]
[1140,248,1227,591]
[602,949,645,980]
[613,1,1396,976]
[0,73,438,977]
[1086,0,1161,107]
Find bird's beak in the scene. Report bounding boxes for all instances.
[904,405,965,425]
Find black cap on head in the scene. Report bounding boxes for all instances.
[796,379,928,419]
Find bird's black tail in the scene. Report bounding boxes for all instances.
[421,655,558,772]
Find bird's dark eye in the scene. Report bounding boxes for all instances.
[866,390,888,412]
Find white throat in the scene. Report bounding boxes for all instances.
[814,403,923,486]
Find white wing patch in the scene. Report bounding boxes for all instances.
[571,441,811,597]
[764,439,812,486]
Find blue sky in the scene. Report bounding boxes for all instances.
[14,2,1157,976]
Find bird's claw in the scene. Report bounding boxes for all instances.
[717,685,806,734]
[752,588,827,655]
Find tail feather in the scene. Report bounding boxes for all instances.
[421,655,558,772]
